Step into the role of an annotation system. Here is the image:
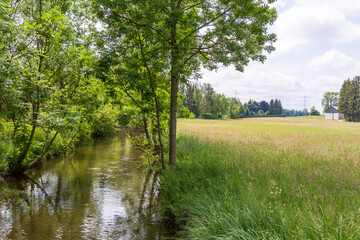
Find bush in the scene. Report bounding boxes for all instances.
[178,107,195,119]
[91,104,119,137]
[200,112,217,119]
[0,140,12,172]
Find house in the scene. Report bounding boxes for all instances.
[324,106,344,120]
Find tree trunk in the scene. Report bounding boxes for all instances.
[12,103,39,173]
[28,131,58,169]
[154,94,166,170]
[11,0,43,174]
[169,70,179,166]
[169,1,179,166]
[142,115,151,144]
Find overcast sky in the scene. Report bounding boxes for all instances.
[198,0,360,111]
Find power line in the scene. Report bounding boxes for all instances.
[303,96,309,109]
[234,89,238,100]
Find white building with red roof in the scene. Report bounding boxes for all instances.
[324,106,344,120]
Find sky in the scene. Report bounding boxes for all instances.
[198,0,360,111]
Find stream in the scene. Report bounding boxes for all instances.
[0,133,174,239]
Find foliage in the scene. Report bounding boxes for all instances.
[260,100,269,112]
[321,92,339,112]
[283,108,309,117]
[161,118,360,239]
[0,0,108,174]
[244,99,283,116]
[339,76,360,122]
[180,82,232,119]
[199,113,217,119]
[178,107,195,119]
[245,100,260,114]
[229,98,245,119]
[310,106,321,116]
[180,82,284,119]
[91,0,277,165]
[180,82,236,119]
[91,104,119,137]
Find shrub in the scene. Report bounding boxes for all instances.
[200,112,217,119]
[178,107,195,119]
[91,104,119,137]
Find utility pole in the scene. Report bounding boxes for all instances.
[303,96,309,110]
[234,90,238,100]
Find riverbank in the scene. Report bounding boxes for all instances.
[161,118,360,239]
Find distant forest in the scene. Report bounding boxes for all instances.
[179,82,285,119]
[283,109,309,117]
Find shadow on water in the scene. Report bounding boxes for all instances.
[0,133,175,240]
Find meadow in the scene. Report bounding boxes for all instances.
[161,117,360,239]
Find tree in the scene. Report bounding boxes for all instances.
[339,76,360,122]
[178,106,194,119]
[269,99,275,115]
[273,99,283,115]
[283,109,309,117]
[202,83,216,116]
[310,106,320,116]
[245,100,260,114]
[229,98,244,119]
[92,0,277,166]
[321,92,339,112]
[1,0,104,174]
[180,82,231,119]
[259,101,269,113]
[214,94,230,118]
[268,98,282,115]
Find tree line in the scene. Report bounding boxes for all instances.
[244,99,283,116]
[282,109,309,117]
[179,82,284,119]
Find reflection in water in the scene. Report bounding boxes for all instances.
[0,133,174,240]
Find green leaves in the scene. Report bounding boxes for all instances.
[321,92,339,112]
[339,76,360,122]
[89,0,278,165]
[0,0,109,174]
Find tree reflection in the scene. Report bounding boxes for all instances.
[0,134,175,240]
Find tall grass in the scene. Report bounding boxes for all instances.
[161,118,360,239]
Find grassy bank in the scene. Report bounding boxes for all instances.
[161,118,360,239]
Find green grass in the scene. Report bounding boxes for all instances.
[301,115,325,120]
[161,118,360,239]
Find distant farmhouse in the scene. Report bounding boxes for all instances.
[324,106,344,120]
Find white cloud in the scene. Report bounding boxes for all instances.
[308,49,353,73]
[308,49,360,78]
[273,1,360,55]
[272,0,286,8]
[295,0,360,14]
[200,0,360,111]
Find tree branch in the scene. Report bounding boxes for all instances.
[117,14,172,45]
[181,2,202,11]
[28,131,58,169]
[179,5,234,46]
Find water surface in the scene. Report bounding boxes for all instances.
[0,134,173,239]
